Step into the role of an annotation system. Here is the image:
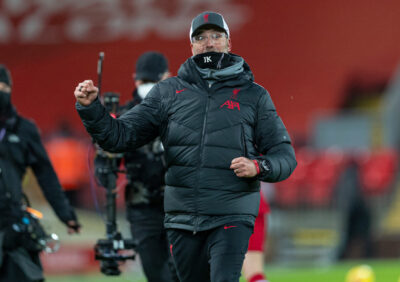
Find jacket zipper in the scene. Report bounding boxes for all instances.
[193,84,212,234]
[241,124,248,157]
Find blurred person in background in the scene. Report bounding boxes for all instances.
[74,11,296,282]
[0,64,81,281]
[242,186,271,282]
[45,120,89,208]
[121,51,177,282]
[94,51,178,282]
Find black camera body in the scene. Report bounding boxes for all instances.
[9,209,59,253]
[94,233,136,276]
[102,92,120,116]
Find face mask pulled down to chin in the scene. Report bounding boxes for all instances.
[137,83,156,100]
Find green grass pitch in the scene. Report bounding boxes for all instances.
[46,259,400,282]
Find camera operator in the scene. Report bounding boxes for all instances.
[94,52,177,282]
[0,64,81,282]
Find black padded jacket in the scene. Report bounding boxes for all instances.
[77,53,296,232]
[0,108,77,226]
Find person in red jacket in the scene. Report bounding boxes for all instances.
[242,191,270,282]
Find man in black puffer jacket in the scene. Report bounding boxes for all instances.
[75,11,296,282]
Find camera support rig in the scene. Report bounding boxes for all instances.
[94,149,137,276]
[93,52,136,276]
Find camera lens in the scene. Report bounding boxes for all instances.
[100,260,121,276]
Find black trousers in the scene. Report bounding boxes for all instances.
[0,225,44,282]
[167,222,253,282]
[127,204,178,282]
[0,252,43,282]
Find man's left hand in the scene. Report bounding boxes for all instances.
[230,157,258,178]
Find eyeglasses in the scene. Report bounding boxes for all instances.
[192,32,227,44]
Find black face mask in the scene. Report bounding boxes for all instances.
[0,90,12,116]
[193,52,232,70]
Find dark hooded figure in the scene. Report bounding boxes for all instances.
[0,64,80,282]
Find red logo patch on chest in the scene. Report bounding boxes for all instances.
[221,89,241,110]
[220,100,240,111]
[231,88,240,100]
[176,88,186,94]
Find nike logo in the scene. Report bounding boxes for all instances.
[176,88,187,94]
[223,225,237,230]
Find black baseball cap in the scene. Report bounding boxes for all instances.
[0,64,12,87]
[135,51,169,82]
[189,11,230,41]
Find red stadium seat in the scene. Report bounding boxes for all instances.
[306,148,347,206]
[357,149,398,196]
[274,147,315,207]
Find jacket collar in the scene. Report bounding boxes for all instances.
[177,53,254,88]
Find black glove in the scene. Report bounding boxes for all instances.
[67,220,81,233]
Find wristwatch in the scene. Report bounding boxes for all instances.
[258,159,271,175]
